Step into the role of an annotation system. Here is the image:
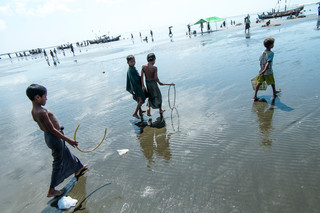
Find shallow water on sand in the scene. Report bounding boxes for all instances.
[0,15,320,213]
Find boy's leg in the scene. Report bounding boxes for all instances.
[133,98,143,119]
[47,188,65,197]
[75,164,88,177]
[271,84,281,97]
[147,105,151,116]
[159,104,165,114]
[253,83,261,100]
[139,107,146,116]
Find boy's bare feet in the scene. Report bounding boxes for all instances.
[273,90,281,98]
[274,89,281,95]
[139,110,146,116]
[75,164,88,177]
[47,188,65,197]
[133,114,140,119]
[160,109,165,114]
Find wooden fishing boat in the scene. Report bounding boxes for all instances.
[258,5,304,19]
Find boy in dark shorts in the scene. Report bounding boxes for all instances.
[253,37,281,101]
[26,84,87,197]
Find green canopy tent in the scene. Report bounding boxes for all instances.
[205,16,225,30]
[206,16,224,22]
[193,19,207,25]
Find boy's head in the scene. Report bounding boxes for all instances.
[147,53,156,62]
[126,55,135,67]
[263,37,275,49]
[26,84,47,101]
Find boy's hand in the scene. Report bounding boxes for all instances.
[68,139,78,147]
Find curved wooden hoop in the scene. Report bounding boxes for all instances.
[74,124,107,153]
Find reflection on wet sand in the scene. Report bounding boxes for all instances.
[68,175,88,213]
[71,177,112,213]
[170,107,180,132]
[252,98,275,146]
[135,116,172,166]
[42,175,87,212]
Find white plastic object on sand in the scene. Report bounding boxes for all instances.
[57,196,78,210]
[117,149,129,156]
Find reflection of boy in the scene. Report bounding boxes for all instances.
[252,98,275,146]
[126,55,146,119]
[26,84,87,197]
[253,37,281,100]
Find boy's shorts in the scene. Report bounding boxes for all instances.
[256,74,275,85]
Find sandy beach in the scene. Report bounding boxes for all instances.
[0,10,320,213]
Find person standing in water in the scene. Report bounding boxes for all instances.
[245,15,251,33]
[317,3,320,29]
[253,37,281,101]
[26,84,87,197]
[141,53,174,116]
[70,44,75,56]
[168,26,173,37]
[126,55,146,119]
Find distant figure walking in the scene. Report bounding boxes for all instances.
[207,22,211,32]
[44,50,50,66]
[50,50,54,58]
[187,24,191,35]
[317,3,320,29]
[168,26,173,37]
[245,15,251,33]
[50,50,57,66]
[70,44,75,56]
[141,53,174,116]
[150,30,153,39]
[253,37,281,101]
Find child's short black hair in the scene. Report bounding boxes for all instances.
[126,55,135,62]
[26,84,47,101]
[147,53,156,62]
[264,37,275,48]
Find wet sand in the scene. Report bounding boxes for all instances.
[0,14,320,213]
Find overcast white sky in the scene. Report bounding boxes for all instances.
[0,0,312,53]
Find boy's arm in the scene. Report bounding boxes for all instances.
[260,61,270,76]
[39,111,78,147]
[154,68,164,86]
[140,68,146,90]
